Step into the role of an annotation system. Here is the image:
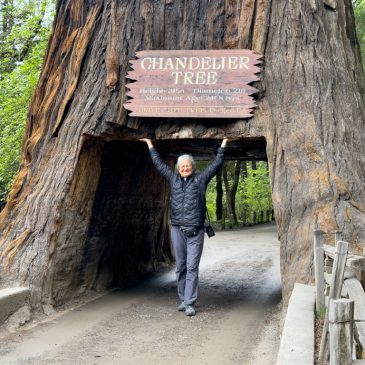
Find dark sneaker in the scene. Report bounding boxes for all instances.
[177,302,186,311]
[185,305,196,316]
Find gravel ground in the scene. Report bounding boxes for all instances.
[0,223,282,365]
[315,319,325,365]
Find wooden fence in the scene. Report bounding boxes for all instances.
[314,230,365,364]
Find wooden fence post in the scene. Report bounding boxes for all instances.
[335,230,342,244]
[319,240,349,362]
[329,298,354,365]
[314,230,325,312]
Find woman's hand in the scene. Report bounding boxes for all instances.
[221,138,229,148]
[139,138,154,149]
[221,138,240,147]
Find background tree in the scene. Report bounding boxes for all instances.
[206,160,273,227]
[215,170,223,221]
[0,0,54,201]
[238,162,272,225]
[222,160,241,226]
[354,0,365,63]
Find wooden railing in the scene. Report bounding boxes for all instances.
[314,230,365,364]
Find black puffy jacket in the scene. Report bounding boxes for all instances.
[149,147,226,227]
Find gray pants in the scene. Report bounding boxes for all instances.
[171,226,205,305]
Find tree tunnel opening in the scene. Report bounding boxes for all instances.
[80,137,276,297]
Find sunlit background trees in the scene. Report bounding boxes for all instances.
[0,0,54,201]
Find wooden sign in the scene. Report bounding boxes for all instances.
[124,50,261,118]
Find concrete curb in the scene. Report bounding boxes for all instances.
[277,283,316,365]
[0,287,30,324]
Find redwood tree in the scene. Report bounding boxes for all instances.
[0,0,364,309]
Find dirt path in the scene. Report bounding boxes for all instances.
[0,223,282,365]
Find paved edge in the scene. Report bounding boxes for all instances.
[276,283,315,365]
[0,287,30,324]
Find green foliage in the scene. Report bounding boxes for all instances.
[239,162,272,212]
[206,161,273,226]
[205,184,217,220]
[0,0,54,201]
[236,162,273,224]
[354,0,365,67]
[315,306,327,320]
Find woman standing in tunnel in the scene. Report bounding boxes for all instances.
[139,138,228,316]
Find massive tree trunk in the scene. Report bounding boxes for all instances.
[0,0,364,310]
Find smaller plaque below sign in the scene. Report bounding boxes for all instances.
[124,49,261,119]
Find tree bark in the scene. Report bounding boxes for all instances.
[264,0,365,300]
[222,160,241,226]
[0,0,364,310]
[230,160,242,225]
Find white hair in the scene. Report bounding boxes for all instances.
[177,154,196,170]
